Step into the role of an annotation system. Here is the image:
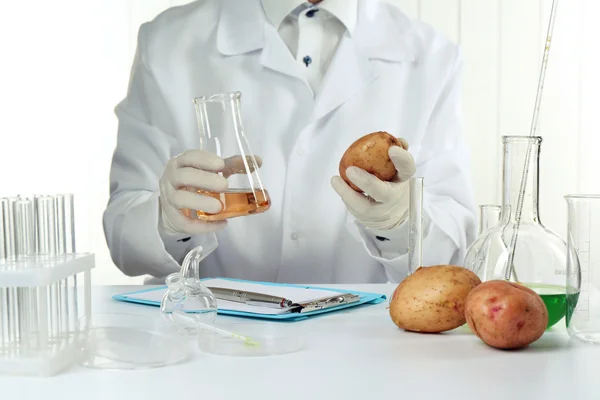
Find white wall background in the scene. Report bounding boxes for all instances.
[1,0,599,285]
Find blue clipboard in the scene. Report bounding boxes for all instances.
[112,277,387,321]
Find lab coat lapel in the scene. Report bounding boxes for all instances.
[311,35,376,121]
[259,23,307,84]
[217,0,310,85]
[311,0,418,121]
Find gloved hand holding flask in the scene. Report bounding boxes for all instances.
[158,91,269,237]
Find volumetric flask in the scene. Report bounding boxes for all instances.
[184,91,270,221]
[463,136,568,329]
[478,205,501,235]
[565,194,600,344]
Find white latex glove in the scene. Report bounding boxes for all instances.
[159,149,228,235]
[331,143,416,231]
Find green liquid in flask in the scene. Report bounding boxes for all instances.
[522,283,568,329]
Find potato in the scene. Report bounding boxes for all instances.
[339,131,407,192]
[389,265,482,333]
[464,280,548,350]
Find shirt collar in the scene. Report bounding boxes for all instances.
[260,0,358,35]
[218,0,418,63]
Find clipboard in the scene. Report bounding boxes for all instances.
[112,277,387,321]
[289,292,361,313]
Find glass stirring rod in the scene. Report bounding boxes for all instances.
[505,0,559,281]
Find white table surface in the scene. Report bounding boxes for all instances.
[2,283,599,400]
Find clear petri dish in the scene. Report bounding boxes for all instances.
[197,321,304,357]
[78,313,192,370]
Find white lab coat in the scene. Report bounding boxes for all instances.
[102,0,477,284]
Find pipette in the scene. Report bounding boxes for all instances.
[505,0,560,281]
[170,310,260,346]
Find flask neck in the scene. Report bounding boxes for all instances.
[501,137,542,224]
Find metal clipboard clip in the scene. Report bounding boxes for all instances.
[289,293,360,313]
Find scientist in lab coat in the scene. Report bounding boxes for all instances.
[103,0,477,284]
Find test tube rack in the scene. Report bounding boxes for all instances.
[0,195,94,377]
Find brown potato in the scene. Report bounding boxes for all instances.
[339,131,407,192]
[464,280,548,350]
[389,265,482,333]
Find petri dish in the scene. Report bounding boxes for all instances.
[197,321,304,357]
[78,313,192,370]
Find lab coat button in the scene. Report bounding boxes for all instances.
[290,233,299,240]
[303,56,312,67]
[306,9,318,18]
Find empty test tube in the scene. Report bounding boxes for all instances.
[36,196,59,344]
[1,198,16,350]
[14,200,36,259]
[36,196,57,256]
[2,198,17,261]
[54,194,77,339]
[62,194,78,336]
[0,201,5,261]
[14,199,37,352]
[0,203,5,349]
[57,194,76,254]
[408,177,424,275]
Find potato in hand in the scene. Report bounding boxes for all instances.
[339,131,407,192]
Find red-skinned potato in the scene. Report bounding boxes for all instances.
[339,131,407,192]
[389,265,482,333]
[465,280,548,350]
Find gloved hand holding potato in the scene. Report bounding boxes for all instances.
[331,131,416,231]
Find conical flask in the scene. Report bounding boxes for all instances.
[182,91,271,221]
[463,136,568,329]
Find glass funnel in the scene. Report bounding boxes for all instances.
[160,243,219,334]
[182,91,270,222]
[463,136,568,329]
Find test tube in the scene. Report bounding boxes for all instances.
[54,194,76,339]
[2,198,17,261]
[63,194,78,338]
[0,201,6,261]
[1,198,16,350]
[408,177,424,275]
[14,199,36,352]
[14,199,36,259]
[0,203,5,349]
[36,196,57,346]
[37,196,59,256]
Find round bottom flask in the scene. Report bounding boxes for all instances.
[463,136,568,329]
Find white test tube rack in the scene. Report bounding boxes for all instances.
[0,195,94,377]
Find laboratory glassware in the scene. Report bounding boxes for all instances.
[408,177,424,275]
[505,0,559,279]
[463,136,568,329]
[78,313,191,370]
[183,91,270,221]
[565,194,600,343]
[0,194,93,377]
[159,243,306,357]
[160,244,219,334]
[478,205,501,235]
